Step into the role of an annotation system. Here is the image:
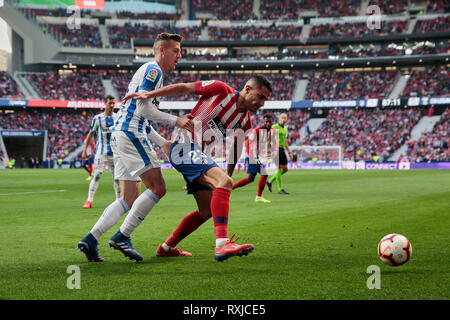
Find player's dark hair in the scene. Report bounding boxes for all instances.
[154,33,183,46]
[263,113,273,119]
[250,74,273,93]
[104,94,115,102]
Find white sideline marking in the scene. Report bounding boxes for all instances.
[0,189,67,196]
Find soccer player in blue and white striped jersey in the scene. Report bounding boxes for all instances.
[81,95,120,209]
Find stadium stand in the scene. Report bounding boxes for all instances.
[301,107,424,161]
[0,72,24,98]
[305,70,399,100]
[0,109,96,162]
[1,0,449,165]
[26,72,106,100]
[404,107,449,162]
[400,67,449,98]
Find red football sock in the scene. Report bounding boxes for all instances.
[165,210,207,248]
[211,188,230,239]
[232,177,250,190]
[257,176,268,197]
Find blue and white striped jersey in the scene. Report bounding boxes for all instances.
[90,112,118,156]
[113,61,163,134]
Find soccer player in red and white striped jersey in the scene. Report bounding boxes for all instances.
[122,75,272,261]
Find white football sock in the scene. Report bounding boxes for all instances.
[119,189,160,237]
[87,173,102,202]
[90,198,129,240]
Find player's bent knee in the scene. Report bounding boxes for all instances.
[218,175,233,190]
[152,185,166,199]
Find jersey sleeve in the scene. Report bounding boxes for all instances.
[89,115,99,133]
[194,80,233,97]
[139,65,163,92]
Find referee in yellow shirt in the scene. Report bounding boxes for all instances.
[267,113,291,194]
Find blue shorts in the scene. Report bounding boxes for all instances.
[245,157,261,175]
[169,142,218,194]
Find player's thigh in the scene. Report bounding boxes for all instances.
[196,166,233,190]
[111,131,160,178]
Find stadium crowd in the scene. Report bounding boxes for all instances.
[309,20,408,39]
[208,24,303,41]
[302,107,424,161]
[43,23,103,48]
[305,70,398,100]
[401,67,449,98]
[404,107,449,162]
[0,110,95,163]
[26,72,106,101]
[192,0,257,21]
[0,72,24,98]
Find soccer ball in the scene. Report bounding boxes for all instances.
[378,234,412,266]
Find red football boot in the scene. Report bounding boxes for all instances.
[156,244,192,257]
[214,234,254,262]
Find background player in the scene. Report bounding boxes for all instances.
[231,114,276,203]
[78,33,194,262]
[123,74,272,261]
[81,95,121,209]
[82,136,95,180]
[267,112,291,195]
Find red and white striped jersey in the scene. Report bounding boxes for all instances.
[191,80,252,142]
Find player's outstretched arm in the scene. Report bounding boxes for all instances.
[121,83,196,104]
[81,131,94,160]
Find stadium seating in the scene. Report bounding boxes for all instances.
[309,20,408,39]
[404,107,449,162]
[305,70,398,100]
[413,16,450,33]
[26,72,106,101]
[301,107,424,161]
[401,67,449,98]
[0,72,24,98]
[192,0,257,21]
[259,0,360,20]
[44,23,103,48]
[208,24,303,41]
[0,109,96,161]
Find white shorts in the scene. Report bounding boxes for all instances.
[93,154,115,175]
[111,130,160,181]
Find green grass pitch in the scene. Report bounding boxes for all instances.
[0,168,449,300]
